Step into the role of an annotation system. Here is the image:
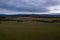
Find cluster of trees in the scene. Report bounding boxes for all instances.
[17,20,23,22]
[16,19,60,23]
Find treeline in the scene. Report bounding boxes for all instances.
[0,19,60,23]
[32,20,60,23]
[0,16,60,23]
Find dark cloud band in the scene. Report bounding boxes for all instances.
[0,0,60,12]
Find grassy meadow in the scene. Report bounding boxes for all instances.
[0,21,60,40]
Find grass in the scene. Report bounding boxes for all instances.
[0,21,60,40]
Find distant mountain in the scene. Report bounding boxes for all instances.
[0,14,7,16]
[0,13,60,17]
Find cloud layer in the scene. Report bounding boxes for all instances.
[0,0,60,14]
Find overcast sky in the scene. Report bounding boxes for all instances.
[0,0,60,15]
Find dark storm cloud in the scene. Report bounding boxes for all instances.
[0,0,60,12]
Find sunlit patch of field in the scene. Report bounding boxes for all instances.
[0,21,60,40]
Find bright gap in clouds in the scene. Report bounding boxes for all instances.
[48,5,60,14]
[31,5,60,14]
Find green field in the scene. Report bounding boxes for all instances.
[0,21,60,40]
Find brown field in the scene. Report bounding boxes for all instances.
[0,17,60,40]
